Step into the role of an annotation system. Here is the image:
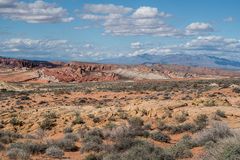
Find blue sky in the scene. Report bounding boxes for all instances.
[0,0,240,61]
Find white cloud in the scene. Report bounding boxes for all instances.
[81,4,180,37]
[224,16,234,22]
[132,6,158,18]
[83,43,94,49]
[0,38,113,60]
[131,42,142,49]
[1,38,68,53]
[84,4,132,14]
[128,35,240,60]
[0,0,73,23]
[183,36,240,53]
[74,26,90,30]
[0,0,15,7]
[132,6,170,18]
[186,22,213,35]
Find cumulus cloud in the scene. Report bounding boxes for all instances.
[81,4,179,37]
[0,38,69,53]
[84,4,132,14]
[0,0,73,23]
[0,38,114,60]
[1,35,240,61]
[0,0,16,7]
[186,22,214,35]
[132,6,170,18]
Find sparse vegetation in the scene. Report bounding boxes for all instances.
[72,112,85,125]
[45,146,64,158]
[216,110,226,118]
[150,131,171,143]
[1,79,240,159]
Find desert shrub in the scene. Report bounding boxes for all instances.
[128,117,144,128]
[45,146,64,158]
[193,114,208,131]
[85,154,101,160]
[169,123,196,134]
[105,141,174,160]
[169,135,193,159]
[113,137,138,151]
[157,120,169,131]
[104,125,131,140]
[0,131,22,144]
[63,127,73,133]
[162,108,173,119]
[39,117,56,130]
[0,122,4,129]
[118,112,128,119]
[175,111,189,123]
[143,124,152,130]
[64,133,79,142]
[193,122,233,146]
[44,112,57,119]
[142,130,150,138]
[203,134,240,160]
[72,112,85,125]
[204,99,216,106]
[83,128,104,142]
[7,148,30,160]
[216,110,226,118]
[56,138,77,151]
[150,131,171,143]
[93,117,101,123]
[10,117,24,126]
[0,142,5,151]
[81,141,103,153]
[233,87,240,93]
[81,128,104,153]
[20,95,31,101]
[104,122,116,130]
[9,141,47,154]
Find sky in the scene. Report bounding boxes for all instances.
[0,0,240,61]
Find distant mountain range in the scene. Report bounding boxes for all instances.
[98,54,240,70]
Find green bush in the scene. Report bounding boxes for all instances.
[39,118,56,130]
[128,117,144,128]
[193,122,233,146]
[64,133,79,142]
[0,142,5,151]
[9,142,47,155]
[72,113,85,125]
[104,141,174,160]
[7,148,30,160]
[169,135,193,159]
[45,146,64,158]
[150,131,171,143]
[63,127,73,133]
[81,128,104,153]
[175,111,189,123]
[85,154,101,160]
[10,117,24,126]
[56,138,78,151]
[80,141,103,152]
[216,110,226,118]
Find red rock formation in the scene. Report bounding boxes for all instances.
[0,57,58,68]
[43,64,119,82]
